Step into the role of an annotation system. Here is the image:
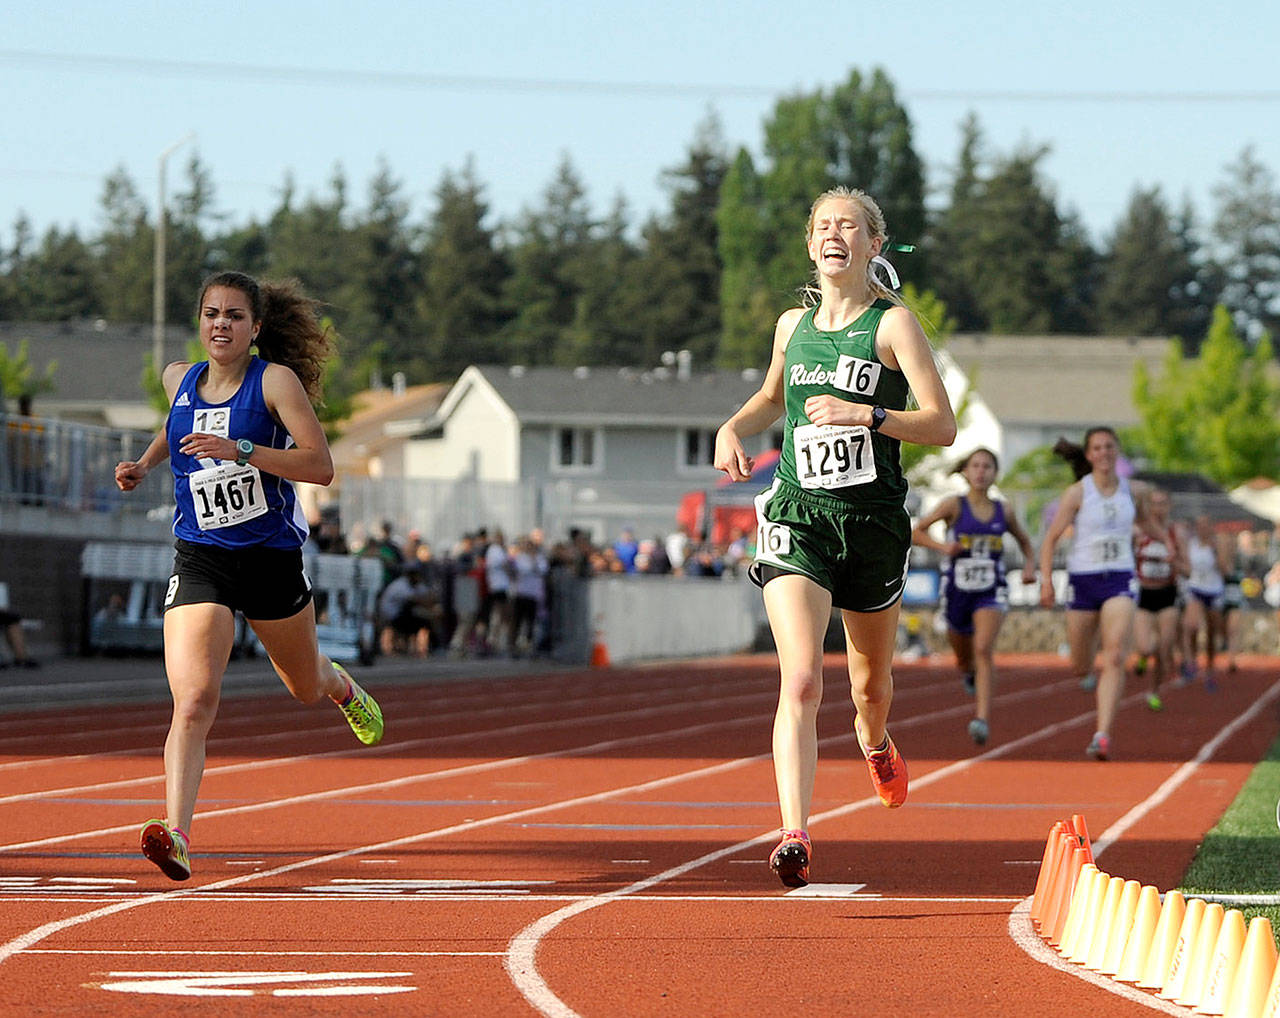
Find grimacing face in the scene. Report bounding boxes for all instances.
[806,198,882,278]
[199,285,259,361]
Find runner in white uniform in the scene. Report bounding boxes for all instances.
[1181,515,1227,687]
[1037,428,1151,760]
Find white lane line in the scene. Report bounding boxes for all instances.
[0,678,1080,971]
[503,697,1106,1018]
[1003,677,1280,1015]
[0,669,1038,850]
[28,949,503,957]
[0,684,777,807]
[1091,676,1280,858]
[1007,898,1192,1016]
[0,893,1026,905]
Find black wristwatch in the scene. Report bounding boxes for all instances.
[235,438,255,466]
[869,406,887,432]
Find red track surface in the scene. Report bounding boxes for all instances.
[1,652,1277,1016]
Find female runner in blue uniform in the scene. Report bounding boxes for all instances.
[911,448,1036,745]
[714,186,956,887]
[115,271,384,880]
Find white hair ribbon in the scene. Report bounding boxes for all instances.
[870,254,900,290]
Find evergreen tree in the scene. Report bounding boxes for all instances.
[24,226,98,320]
[936,138,1095,334]
[1097,186,1208,339]
[501,156,596,367]
[163,153,218,323]
[623,114,727,369]
[347,159,422,373]
[0,215,37,319]
[560,194,641,366]
[716,149,773,368]
[928,114,985,331]
[416,160,509,381]
[94,166,153,321]
[1210,146,1280,342]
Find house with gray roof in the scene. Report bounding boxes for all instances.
[0,319,190,429]
[386,361,774,542]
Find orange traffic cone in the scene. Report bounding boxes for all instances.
[1200,908,1247,1015]
[1228,916,1278,1018]
[1057,864,1100,958]
[1176,902,1225,1008]
[1031,822,1069,930]
[1116,884,1163,984]
[1070,813,1094,864]
[1047,844,1089,947]
[589,630,611,668]
[1141,890,1187,989]
[1161,897,1207,999]
[1101,879,1143,976]
[1068,869,1114,965]
[1086,876,1127,970]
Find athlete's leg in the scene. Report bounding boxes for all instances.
[1094,595,1136,738]
[762,574,832,832]
[970,607,1003,724]
[1181,596,1205,677]
[162,602,237,833]
[947,628,974,677]
[842,601,902,749]
[1066,610,1100,682]
[1154,605,1180,693]
[248,600,347,704]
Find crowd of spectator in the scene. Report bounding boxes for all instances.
[305,512,749,661]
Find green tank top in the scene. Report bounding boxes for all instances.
[776,299,910,508]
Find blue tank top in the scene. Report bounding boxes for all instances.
[946,496,1007,594]
[168,357,309,549]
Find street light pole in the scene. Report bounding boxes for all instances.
[152,133,195,378]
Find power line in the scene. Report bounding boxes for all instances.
[3,48,1279,104]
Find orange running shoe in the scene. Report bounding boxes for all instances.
[768,829,812,888]
[855,716,908,808]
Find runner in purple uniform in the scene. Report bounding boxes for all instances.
[912,448,1035,745]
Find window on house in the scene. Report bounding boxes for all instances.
[556,427,597,469]
[682,428,717,468]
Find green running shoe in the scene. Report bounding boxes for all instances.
[335,663,384,745]
[140,818,190,881]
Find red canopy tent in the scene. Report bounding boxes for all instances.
[676,449,780,545]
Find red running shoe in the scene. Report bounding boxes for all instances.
[140,818,191,881]
[856,716,909,808]
[769,829,812,888]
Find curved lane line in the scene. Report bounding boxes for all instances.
[0,676,1081,972]
[505,697,1104,1017]
[1004,676,1280,1012]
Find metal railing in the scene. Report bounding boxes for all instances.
[0,412,169,517]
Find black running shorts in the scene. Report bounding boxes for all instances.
[164,539,312,621]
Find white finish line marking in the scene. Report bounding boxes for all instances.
[98,971,415,997]
[783,883,868,898]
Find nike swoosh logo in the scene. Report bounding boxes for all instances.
[846,329,869,338]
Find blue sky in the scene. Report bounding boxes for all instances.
[3,0,1278,252]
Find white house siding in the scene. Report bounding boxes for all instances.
[404,387,518,480]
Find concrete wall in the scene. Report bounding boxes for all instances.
[588,573,759,665]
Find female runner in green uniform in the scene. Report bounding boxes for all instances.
[714,186,956,887]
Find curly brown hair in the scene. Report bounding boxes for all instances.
[196,271,335,405]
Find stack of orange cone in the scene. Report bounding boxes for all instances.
[1025,816,1280,1017]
